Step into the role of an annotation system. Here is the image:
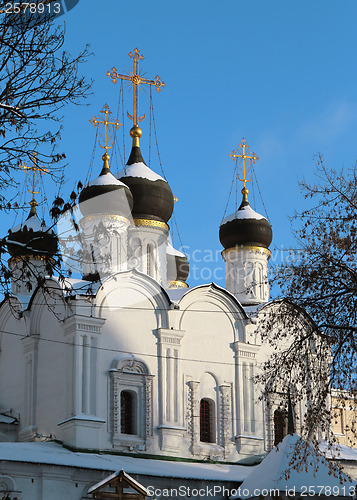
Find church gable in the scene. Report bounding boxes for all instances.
[94,269,170,330]
[177,283,247,343]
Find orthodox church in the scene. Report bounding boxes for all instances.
[0,50,341,499]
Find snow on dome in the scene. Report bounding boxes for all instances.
[88,171,128,188]
[10,214,51,234]
[119,162,165,182]
[167,242,185,257]
[222,205,266,225]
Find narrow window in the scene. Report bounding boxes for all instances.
[147,244,154,277]
[200,398,215,443]
[274,409,287,446]
[121,390,136,435]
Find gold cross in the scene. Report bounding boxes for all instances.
[89,104,122,155]
[106,48,165,126]
[20,153,49,212]
[229,138,259,189]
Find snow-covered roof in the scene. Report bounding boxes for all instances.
[319,441,357,461]
[50,277,102,296]
[0,442,253,482]
[88,469,150,495]
[87,171,128,188]
[222,205,266,225]
[119,162,165,182]
[233,434,354,498]
[167,242,185,258]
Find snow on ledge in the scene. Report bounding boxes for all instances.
[58,414,106,426]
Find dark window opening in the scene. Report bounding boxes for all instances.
[121,390,136,435]
[200,398,215,443]
[274,409,287,446]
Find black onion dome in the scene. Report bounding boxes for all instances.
[119,130,174,224]
[79,153,133,218]
[7,209,58,258]
[219,197,272,250]
[167,243,189,284]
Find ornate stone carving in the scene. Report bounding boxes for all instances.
[110,357,153,450]
[220,384,231,453]
[187,381,200,451]
[114,357,149,375]
[145,376,154,437]
[112,378,120,435]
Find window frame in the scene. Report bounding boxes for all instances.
[200,398,216,444]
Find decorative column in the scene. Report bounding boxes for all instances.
[233,341,264,455]
[157,328,185,453]
[188,380,200,455]
[19,335,40,441]
[219,384,232,455]
[58,315,105,449]
[145,375,154,441]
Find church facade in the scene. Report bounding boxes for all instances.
[0,51,322,499]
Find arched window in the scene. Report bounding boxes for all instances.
[274,409,287,446]
[120,390,137,435]
[146,244,154,277]
[200,398,215,443]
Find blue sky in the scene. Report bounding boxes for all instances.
[7,0,357,292]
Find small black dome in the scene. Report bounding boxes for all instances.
[7,210,58,258]
[219,199,272,250]
[167,243,189,285]
[79,154,133,218]
[119,145,174,224]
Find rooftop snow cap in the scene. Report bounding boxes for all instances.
[119,125,174,224]
[219,187,272,250]
[79,152,134,218]
[7,204,58,259]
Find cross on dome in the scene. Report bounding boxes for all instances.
[20,153,48,214]
[229,138,259,203]
[106,48,165,131]
[89,103,122,157]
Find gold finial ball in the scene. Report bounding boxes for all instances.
[130,125,143,138]
[102,152,110,161]
[241,187,249,196]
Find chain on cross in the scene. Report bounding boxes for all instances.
[106,48,165,127]
[20,153,49,212]
[89,104,122,155]
[229,138,259,190]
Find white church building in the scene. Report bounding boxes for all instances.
[0,51,341,499]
